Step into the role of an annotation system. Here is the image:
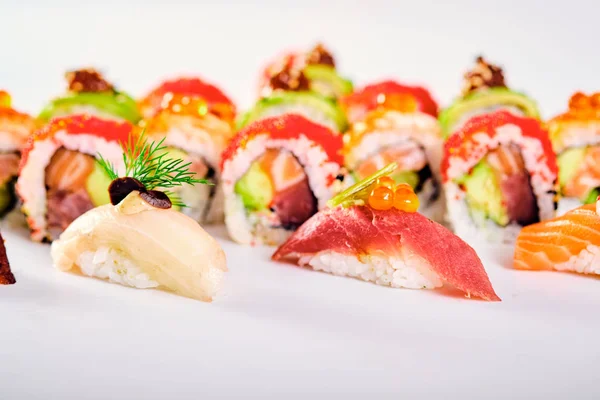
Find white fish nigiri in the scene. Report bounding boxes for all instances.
[51,191,227,302]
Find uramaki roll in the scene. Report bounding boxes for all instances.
[140,77,237,223]
[0,91,38,216]
[221,114,343,246]
[38,68,141,124]
[341,80,443,221]
[441,110,558,243]
[547,92,600,213]
[16,115,133,242]
[439,56,539,138]
[258,43,353,100]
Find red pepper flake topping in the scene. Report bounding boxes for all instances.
[221,114,343,169]
[66,69,114,93]
[462,56,506,96]
[441,110,557,182]
[305,43,336,67]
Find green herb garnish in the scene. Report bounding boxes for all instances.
[97,132,211,208]
[327,163,398,208]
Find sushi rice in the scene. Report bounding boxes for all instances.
[77,246,160,289]
[299,250,443,289]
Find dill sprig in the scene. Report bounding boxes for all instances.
[97,132,211,207]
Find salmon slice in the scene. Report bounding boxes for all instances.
[563,146,600,200]
[354,140,427,180]
[514,202,600,274]
[259,149,306,192]
[45,148,95,191]
[486,144,539,225]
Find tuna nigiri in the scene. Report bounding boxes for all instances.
[272,164,500,301]
[513,197,600,275]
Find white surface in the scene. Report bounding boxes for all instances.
[1,1,600,399]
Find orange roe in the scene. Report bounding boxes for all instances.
[368,186,394,210]
[376,176,395,190]
[367,178,419,212]
[393,188,419,212]
[380,92,418,113]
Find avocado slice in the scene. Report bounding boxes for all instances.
[584,188,600,204]
[85,162,113,207]
[391,170,420,190]
[234,162,273,211]
[456,160,509,226]
[0,180,16,216]
[439,88,540,138]
[557,147,586,190]
[303,65,353,99]
[237,91,348,132]
[38,91,141,124]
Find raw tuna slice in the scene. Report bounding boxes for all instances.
[273,205,500,301]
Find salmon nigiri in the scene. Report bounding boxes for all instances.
[513,197,600,275]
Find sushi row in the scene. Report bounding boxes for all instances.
[0,43,598,301]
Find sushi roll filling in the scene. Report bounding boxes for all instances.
[235,149,318,232]
[0,152,20,215]
[557,146,600,204]
[353,143,440,208]
[455,144,540,227]
[44,148,103,240]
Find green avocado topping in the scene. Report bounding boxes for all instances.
[303,65,353,99]
[38,91,141,123]
[439,87,540,138]
[237,91,348,132]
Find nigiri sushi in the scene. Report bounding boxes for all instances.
[38,68,141,124]
[273,164,500,301]
[340,80,443,221]
[0,91,38,216]
[547,92,600,213]
[258,43,353,100]
[16,115,133,242]
[514,197,600,276]
[221,114,343,246]
[442,110,558,243]
[51,136,226,301]
[439,56,540,138]
[139,77,236,223]
[0,231,15,285]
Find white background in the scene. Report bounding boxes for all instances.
[1,1,600,399]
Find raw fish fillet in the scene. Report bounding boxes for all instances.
[273,205,500,301]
